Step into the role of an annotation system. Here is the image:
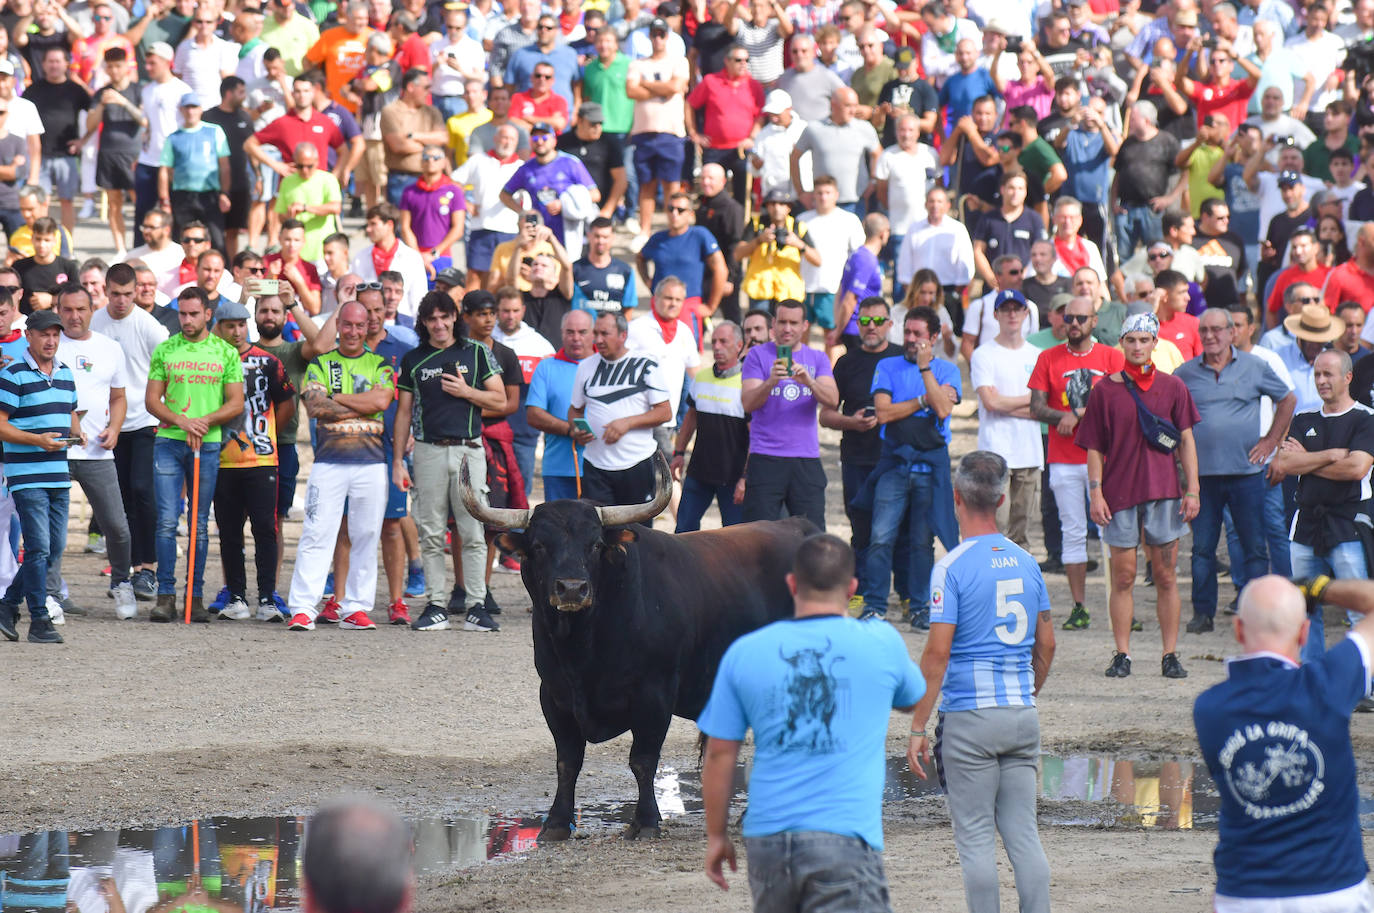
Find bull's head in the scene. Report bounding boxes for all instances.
[459,453,672,613]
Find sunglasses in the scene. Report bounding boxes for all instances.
[1148,251,1171,260]
[183,235,208,243]
[1297,295,1321,303]
[357,281,383,291]
[421,152,445,160]
[668,205,690,213]
[857,316,887,326]
[1063,314,1092,324]
[996,144,1013,152]
[246,266,266,274]
[538,22,557,29]
[729,55,748,62]
[93,14,111,20]
[532,72,553,79]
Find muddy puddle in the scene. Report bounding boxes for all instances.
[9,751,1370,912]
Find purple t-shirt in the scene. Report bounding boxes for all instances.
[502,152,595,243]
[839,246,883,336]
[742,342,834,458]
[398,178,467,252]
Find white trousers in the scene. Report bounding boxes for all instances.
[287,462,387,619]
[1049,463,1091,565]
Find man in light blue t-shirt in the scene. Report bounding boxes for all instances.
[909,450,1055,913]
[700,533,924,910]
[158,93,232,254]
[524,308,593,501]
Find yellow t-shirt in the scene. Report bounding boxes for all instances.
[448,109,494,166]
[1185,144,1225,220]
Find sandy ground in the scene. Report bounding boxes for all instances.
[6,217,1374,911]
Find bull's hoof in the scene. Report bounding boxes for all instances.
[538,823,573,842]
[624,823,662,840]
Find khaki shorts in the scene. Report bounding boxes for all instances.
[1101,498,1188,549]
[358,138,387,187]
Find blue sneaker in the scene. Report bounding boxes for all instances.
[324,572,335,597]
[209,586,231,614]
[405,566,425,598]
[273,591,288,617]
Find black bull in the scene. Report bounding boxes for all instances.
[462,453,816,840]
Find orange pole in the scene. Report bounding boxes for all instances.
[192,820,200,875]
[572,441,581,499]
[184,446,201,624]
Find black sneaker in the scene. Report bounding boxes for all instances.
[1161,652,1188,679]
[857,608,886,621]
[1085,559,1099,573]
[1222,597,1239,616]
[1105,652,1131,678]
[411,603,451,632]
[1357,697,1374,713]
[1143,561,1153,586]
[908,607,930,631]
[1185,614,1214,634]
[27,616,63,644]
[446,584,467,613]
[464,603,500,632]
[484,590,502,616]
[132,568,157,601]
[1037,556,1064,574]
[0,601,17,641]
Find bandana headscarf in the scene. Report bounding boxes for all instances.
[1119,312,1159,341]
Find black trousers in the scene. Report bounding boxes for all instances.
[214,465,279,599]
[113,426,157,567]
[170,189,226,254]
[702,146,750,206]
[581,456,658,508]
[742,454,826,531]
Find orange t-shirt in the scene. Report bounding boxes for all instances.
[304,25,373,112]
[73,34,134,86]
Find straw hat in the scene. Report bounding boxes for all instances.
[1284,303,1345,343]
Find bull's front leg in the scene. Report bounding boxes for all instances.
[539,683,586,843]
[625,706,672,839]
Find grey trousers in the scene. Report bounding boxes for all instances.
[411,441,488,608]
[936,706,1051,913]
[49,459,131,594]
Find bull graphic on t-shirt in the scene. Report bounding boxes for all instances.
[777,639,846,753]
[1062,367,1106,411]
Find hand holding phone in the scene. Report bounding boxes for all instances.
[572,417,594,436]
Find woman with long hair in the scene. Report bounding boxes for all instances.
[1318,214,1352,266]
[897,268,957,357]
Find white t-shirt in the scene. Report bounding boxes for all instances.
[626,314,700,421]
[570,350,670,470]
[493,319,556,389]
[1284,29,1346,109]
[57,330,127,461]
[5,95,42,140]
[349,241,428,318]
[140,77,194,168]
[627,55,688,136]
[89,307,168,432]
[455,154,522,233]
[174,36,241,107]
[969,338,1043,470]
[1255,170,1326,243]
[963,291,1038,345]
[797,207,863,293]
[872,143,938,235]
[751,116,809,197]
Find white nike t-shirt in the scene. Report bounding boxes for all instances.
[571,351,670,471]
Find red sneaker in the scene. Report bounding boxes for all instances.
[388,599,412,626]
[496,555,521,574]
[318,597,341,623]
[340,610,376,630]
[287,613,315,631]
[101,565,111,577]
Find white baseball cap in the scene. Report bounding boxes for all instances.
[762,89,792,115]
[147,41,175,60]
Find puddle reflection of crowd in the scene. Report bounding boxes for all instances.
[0,812,553,913]
[1040,757,1196,829]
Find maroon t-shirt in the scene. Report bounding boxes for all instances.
[1073,372,1201,513]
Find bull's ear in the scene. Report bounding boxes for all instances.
[495,532,529,559]
[603,528,638,548]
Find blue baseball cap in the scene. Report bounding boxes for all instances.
[994,289,1028,310]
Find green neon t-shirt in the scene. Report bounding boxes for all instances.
[148,333,245,444]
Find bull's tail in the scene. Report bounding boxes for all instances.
[696,729,708,768]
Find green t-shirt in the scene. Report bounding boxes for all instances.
[1301,133,1359,184]
[274,170,342,261]
[148,333,245,444]
[583,54,634,134]
[1018,137,1062,187]
[258,338,308,444]
[304,349,395,464]
[1186,143,1226,219]
[261,13,321,76]
[850,59,896,108]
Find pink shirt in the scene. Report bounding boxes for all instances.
[1000,77,1053,129]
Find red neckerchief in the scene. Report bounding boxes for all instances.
[178,258,196,285]
[415,174,454,193]
[554,347,581,364]
[487,146,520,165]
[652,310,679,344]
[1123,360,1155,392]
[1053,235,1088,274]
[0,328,19,343]
[371,239,399,277]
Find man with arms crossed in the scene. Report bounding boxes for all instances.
[1076,311,1201,679]
[701,534,924,910]
[1196,574,1374,913]
[910,450,1054,913]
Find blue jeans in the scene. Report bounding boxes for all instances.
[1114,204,1163,264]
[839,200,864,218]
[1191,473,1268,618]
[1226,481,1290,587]
[154,437,221,597]
[864,467,934,615]
[508,403,539,496]
[1289,539,1368,664]
[4,487,69,618]
[744,831,890,913]
[432,94,466,120]
[675,475,743,532]
[386,171,418,206]
[542,475,580,501]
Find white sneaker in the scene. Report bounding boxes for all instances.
[219,596,251,620]
[45,595,64,625]
[112,582,137,620]
[78,197,95,220]
[629,233,650,253]
[624,216,642,236]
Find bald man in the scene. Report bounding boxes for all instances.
[791,87,882,214]
[1194,574,1374,911]
[304,801,413,913]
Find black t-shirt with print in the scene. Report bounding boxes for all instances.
[397,339,501,441]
